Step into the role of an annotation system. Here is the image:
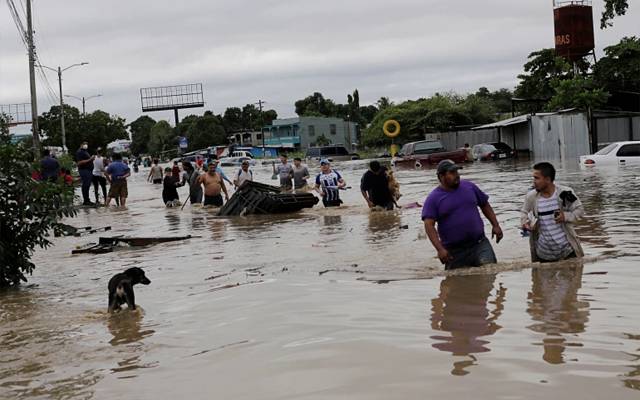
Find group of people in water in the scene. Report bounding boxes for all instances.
[62,142,584,270]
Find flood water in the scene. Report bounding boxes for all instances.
[1,159,639,399]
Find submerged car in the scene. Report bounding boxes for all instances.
[393,140,468,169]
[472,142,515,161]
[579,141,640,167]
[305,145,359,161]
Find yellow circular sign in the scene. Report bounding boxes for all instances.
[383,120,400,138]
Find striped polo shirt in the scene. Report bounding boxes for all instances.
[536,190,573,261]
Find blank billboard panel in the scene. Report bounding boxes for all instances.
[140,83,204,112]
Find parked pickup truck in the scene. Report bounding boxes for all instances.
[392,140,468,169]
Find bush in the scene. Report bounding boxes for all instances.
[0,117,77,287]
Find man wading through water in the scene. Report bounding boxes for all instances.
[75,141,95,206]
[521,162,584,262]
[422,160,503,269]
[197,163,229,207]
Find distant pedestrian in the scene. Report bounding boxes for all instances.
[182,161,202,205]
[292,157,310,192]
[463,143,473,162]
[75,141,95,205]
[148,159,163,184]
[233,160,253,188]
[171,161,180,180]
[314,159,345,207]
[162,167,182,207]
[273,154,293,191]
[422,159,503,270]
[521,162,584,262]
[105,153,131,207]
[92,148,108,205]
[40,149,60,182]
[360,160,394,210]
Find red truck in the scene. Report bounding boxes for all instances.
[392,140,468,169]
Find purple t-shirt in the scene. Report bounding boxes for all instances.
[421,180,489,247]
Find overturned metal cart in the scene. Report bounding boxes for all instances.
[218,181,319,216]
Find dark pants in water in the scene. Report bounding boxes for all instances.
[79,169,93,204]
[203,194,223,207]
[445,236,497,270]
[92,175,107,202]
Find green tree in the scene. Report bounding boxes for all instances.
[0,115,76,287]
[148,120,174,156]
[593,36,640,94]
[315,134,331,146]
[363,93,497,147]
[295,92,337,117]
[601,0,629,29]
[514,49,574,101]
[129,115,156,155]
[548,77,609,110]
[475,87,514,114]
[39,105,128,152]
[183,111,226,151]
[376,97,394,111]
[222,107,243,132]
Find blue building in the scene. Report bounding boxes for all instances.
[262,117,358,152]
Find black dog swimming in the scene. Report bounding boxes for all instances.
[108,267,151,312]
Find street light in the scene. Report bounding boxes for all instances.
[65,94,102,116]
[42,62,89,152]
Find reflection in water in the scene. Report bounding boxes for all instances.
[107,310,157,377]
[164,210,181,231]
[430,274,506,376]
[207,218,227,241]
[367,211,401,245]
[526,264,589,364]
[622,333,640,390]
[319,215,343,234]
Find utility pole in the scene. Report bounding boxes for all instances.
[256,99,266,158]
[42,62,88,152]
[26,0,40,159]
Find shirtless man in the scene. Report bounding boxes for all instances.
[197,163,229,207]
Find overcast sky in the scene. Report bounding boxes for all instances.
[1,0,638,131]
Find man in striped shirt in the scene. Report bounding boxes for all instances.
[314,159,346,207]
[521,162,584,262]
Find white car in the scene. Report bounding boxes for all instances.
[579,141,640,167]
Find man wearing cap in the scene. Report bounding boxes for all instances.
[314,159,346,207]
[234,160,253,189]
[422,159,503,270]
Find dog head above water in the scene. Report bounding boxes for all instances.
[124,267,151,285]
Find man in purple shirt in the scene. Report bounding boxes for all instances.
[422,160,503,270]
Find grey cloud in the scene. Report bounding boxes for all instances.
[1,0,638,124]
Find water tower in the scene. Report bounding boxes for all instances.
[553,1,595,62]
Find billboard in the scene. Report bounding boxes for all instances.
[140,83,204,112]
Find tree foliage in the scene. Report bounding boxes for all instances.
[148,120,175,156]
[548,77,610,110]
[39,105,128,152]
[363,94,497,147]
[181,111,226,151]
[593,36,640,93]
[515,49,575,101]
[129,115,156,155]
[601,0,629,29]
[0,116,76,287]
[222,105,277,132]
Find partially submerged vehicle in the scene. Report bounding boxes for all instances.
[580,141,640,167]
[393,140,467,169]
[305,145,359,162]
[472,142,516,161]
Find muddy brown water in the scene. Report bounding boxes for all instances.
[1,159,639,399]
